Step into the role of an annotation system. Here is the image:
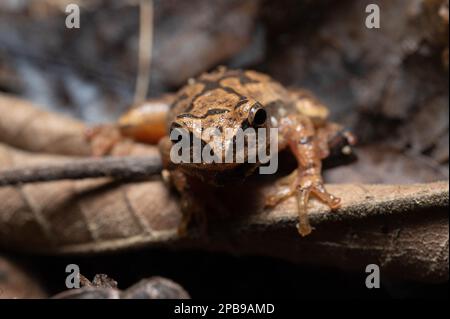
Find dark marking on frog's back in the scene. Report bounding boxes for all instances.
[234,97,249,109]
[170,69,261,116]
[177,108,230,119]
[238,72,259,85]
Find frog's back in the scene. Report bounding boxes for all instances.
[167,68,290,124]
[168,67,329,127]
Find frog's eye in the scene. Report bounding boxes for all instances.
[248,104,267,127]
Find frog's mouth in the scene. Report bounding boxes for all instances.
[171,129,270,167]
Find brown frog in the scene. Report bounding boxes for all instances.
[88,67,356,236]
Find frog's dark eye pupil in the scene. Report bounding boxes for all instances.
[252,108,267,126]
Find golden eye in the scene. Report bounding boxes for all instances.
[248,104,267,126]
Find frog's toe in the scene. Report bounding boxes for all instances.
[311,183,341,209]
[295,178,340,236]
[295,186,313,236]
[264,174,340,236]
[264,186,296,207]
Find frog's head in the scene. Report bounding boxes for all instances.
[168,91,270,182]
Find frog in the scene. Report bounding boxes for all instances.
[87,67,356,236]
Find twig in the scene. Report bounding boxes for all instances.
[0,155,162,186]
[134,0,154,104]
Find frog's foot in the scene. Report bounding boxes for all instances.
[264,170,298,207]
[265,186,296,207]
[85,125,131,156]
[294,173,340,236]
[265,170,340,236]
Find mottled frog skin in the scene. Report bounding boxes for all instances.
[90,67,356,236]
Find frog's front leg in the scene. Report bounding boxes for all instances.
[266,114,341,236]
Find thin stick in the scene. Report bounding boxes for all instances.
[134,0,154,104]
[0,155,162,186]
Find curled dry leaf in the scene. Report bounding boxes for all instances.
[0,94,158,157]
[0,95,91,156]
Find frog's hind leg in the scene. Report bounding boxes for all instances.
[266,114,341,236]
[118,97,171,144]
[86,97,172,156]
[265,170,298,206]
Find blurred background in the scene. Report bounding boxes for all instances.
[0,0,448,298]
